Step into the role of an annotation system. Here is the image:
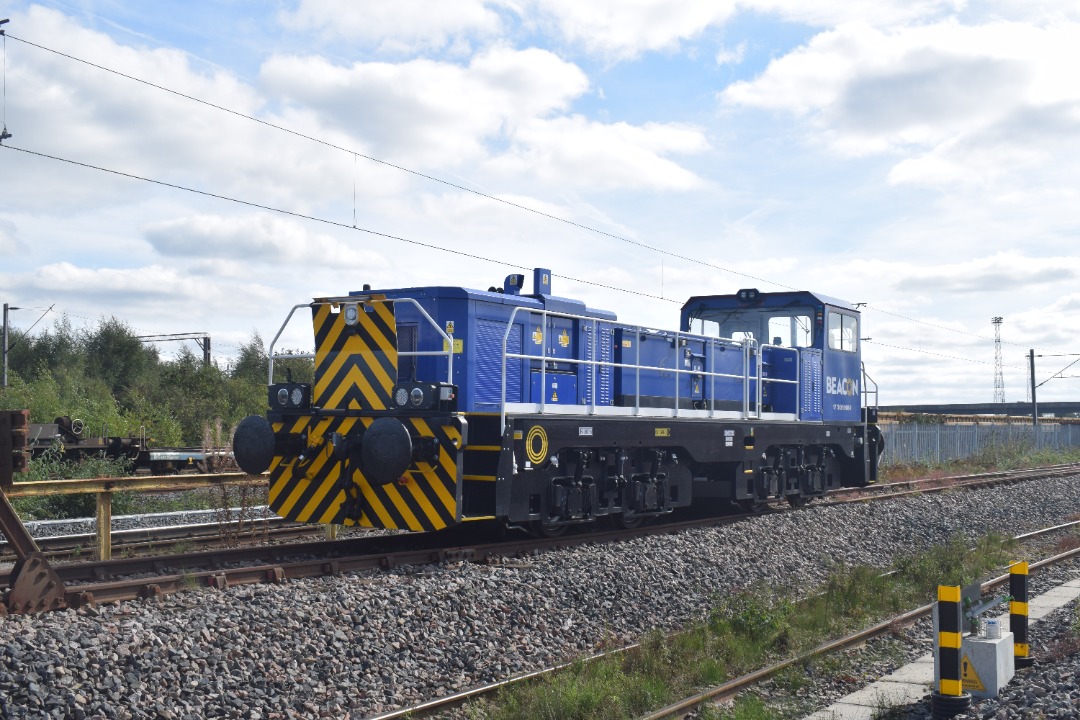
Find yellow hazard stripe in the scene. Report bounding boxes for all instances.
[384,485,422,531]
[1010,561,1028,575]
[359,307,397,357]
[938,632,961,649]
[402,477,440,526]
[463,475,496,481]
[1014,642,1029,657]
[939,679,962,696]
[1010,600,1028,616]
[325,365,382,410]
[938,586,960,603]
[359,482,394,528]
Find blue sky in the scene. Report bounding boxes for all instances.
[2,0,1080,406]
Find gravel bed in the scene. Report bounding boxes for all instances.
[723,549,1080,719]
[1,475,1079,719]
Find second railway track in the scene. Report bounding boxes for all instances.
[1,462,1078,719]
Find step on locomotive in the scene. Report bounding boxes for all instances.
[233,268,884,535]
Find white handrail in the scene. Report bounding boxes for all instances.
[267,297,454,386]
[499,306,755,428]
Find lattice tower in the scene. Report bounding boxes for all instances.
[992,317,1005,403]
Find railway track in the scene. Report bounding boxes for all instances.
[0,515,320,562]
[372,519,1080,720]
[2,462,1076,616]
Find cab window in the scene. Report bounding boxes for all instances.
[767,315,812,348]
[827,312,858,352]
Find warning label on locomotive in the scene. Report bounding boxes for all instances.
[655,428,670,437]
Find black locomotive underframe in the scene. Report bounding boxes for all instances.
[491,415,875,528]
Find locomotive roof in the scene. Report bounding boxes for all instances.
[680,289,857,316]
[350,284,618,320]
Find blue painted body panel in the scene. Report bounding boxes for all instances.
[347,276,863,422]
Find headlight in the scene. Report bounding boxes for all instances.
[344,304,359,325]
[269,383,311,410]
[390,382,457,411]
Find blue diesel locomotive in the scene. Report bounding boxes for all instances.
[233,269,883,534]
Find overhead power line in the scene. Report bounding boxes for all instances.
[1,144,676,304]
[2,143,1041,371]
[2,31,1066,353]
[6,32,779,291]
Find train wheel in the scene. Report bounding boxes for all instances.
[740,499,767,514]
[535,519,567,538]
[786,493,808,509]
[615,513,643,530]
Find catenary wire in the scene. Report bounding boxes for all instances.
[1,144,676,304]
[9,30,1024,336]
[0,33,807,293]
[4,142,1043,371]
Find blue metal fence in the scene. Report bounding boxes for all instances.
[880,423,1080,466]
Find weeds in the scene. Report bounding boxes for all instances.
[471,532,1019,720]
[881,442,1080,483]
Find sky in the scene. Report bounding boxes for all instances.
[2,0,1079,406]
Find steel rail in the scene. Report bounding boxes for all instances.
[2,463,1075,614]
[373,519,1080,720]
[639,535,1080,720]
[0,516,320,560]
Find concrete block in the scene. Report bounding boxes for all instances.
[961,631,1014,698]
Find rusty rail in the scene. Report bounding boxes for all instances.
[1,406,267,613]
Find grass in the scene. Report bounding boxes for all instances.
[880,441,1080,483]
[465,533,1017,720]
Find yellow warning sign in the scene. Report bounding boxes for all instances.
[961,654,986,692]
[551,391,559,402]
[532,327,543,345]
[558,330,570,348]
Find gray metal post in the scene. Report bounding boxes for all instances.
[1029,349,1037,428]
[2,303,8,389]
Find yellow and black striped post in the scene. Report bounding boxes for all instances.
[937,585,963,696]
[1010,561,1034,669]
[931,584,970,719]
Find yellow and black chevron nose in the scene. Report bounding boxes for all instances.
[267,415,462,531]
[313,299,397,411]
[265,298,463,532]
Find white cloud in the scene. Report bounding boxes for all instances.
[488,116,709,190]
[0,220,20,255]
[721,20,1080,189]
[281,0,506,53]
[142,214,389,270]
[526,0,736,59]
[716,42,746,66]
[742,0,965,28]
[259,46,589,168]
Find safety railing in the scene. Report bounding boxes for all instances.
[499,306,802,427]
[2,472,265,561]
[267,296,455,385]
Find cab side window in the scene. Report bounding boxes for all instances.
[827,312,858,352]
